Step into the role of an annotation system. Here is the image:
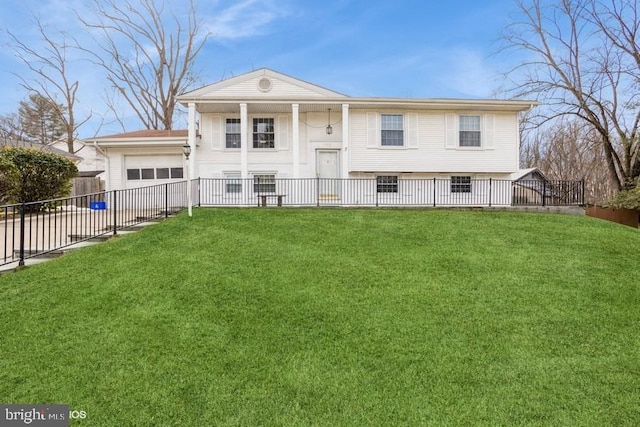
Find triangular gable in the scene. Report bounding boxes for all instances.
[180,68,347,99]
[511,167,548,182]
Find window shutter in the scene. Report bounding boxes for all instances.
[277,115,290,150]
[484,114,495,149]
[445,113,457,149]
[210,116,222,150]
[366,112,379,148]
[407,113,418,148]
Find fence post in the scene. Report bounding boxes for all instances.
[581,179,585,205]
[18,203,26,267]
[542,181,546,207]
[198,177,202,207]
[433,178,436,207]
[316,177,320,207]
[165,183,169,218]
[488,178,492,207]
[112,190,118,236]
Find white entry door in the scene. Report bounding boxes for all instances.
[316,149,340,199]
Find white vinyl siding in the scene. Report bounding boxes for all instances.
[350,111,519,173]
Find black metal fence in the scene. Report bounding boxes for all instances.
[1,177,584,268]
[1,182,187,268]
[196,178,585,208]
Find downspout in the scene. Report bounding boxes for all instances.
[94,141,109,191]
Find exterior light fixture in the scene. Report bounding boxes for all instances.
[326,108,333,135]
[182,143,191,159]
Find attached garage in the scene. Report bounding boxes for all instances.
[89,130,191,191]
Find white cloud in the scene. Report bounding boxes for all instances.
[203,0,288,40]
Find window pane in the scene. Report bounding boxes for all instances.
[381,130,404,146]
[377,175,398,193]
[381,114,404,146]
[225,174,242,193]
[170,168,184,179]
[226,134,241,149]
[451,176,472,193]
[141,168,155,179]
[253,118,275,148]
[253,174,276,193]
[459,115,481,147]
[382,114,403,130]
[226,118,241,148]
[126,169,140,180]
[156,168,170,179]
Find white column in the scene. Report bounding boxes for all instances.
[342,103,349,179]
[188,102,197,179]
[292,103,300,178]
[240,103,248,179]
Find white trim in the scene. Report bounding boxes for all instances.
[240,103,248,179]
[292,104,300,178]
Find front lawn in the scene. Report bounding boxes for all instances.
[1,208,639,425]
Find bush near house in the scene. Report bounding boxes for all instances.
[606,177,640,211]
[0,147,77,206]
[0,155,19,204]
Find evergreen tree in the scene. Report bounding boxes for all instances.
[17,93,66,145]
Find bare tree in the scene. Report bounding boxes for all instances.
[7,18,90,153]
[521,118,615,203]
[79,0,208,131]
[0,113,25,145]
[502,0,640,190]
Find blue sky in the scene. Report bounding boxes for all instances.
[0,0,522,137]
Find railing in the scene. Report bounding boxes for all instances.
[1,182,187,268]
[198,178,585,208]
[1,178,584,268]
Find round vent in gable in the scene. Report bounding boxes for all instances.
[257,77,273,92]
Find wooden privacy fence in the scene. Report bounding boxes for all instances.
[71,177,105,207]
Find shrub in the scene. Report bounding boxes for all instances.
[0,147,78,206]
[0,155,20,204]
[604,177,640,211]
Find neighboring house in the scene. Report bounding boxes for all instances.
[94,68,539,205]
[50,140,106,177]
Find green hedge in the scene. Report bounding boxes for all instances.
[0,147,78,206]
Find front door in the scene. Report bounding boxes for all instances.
[316,149,340,199]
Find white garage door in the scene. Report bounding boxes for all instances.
[124,155,184,189]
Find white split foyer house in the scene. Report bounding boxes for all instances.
[90,68,538,205]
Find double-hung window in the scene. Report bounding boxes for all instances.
[459,115,481,147]
[226,118,241,149]
[253,174,276,193]
[451,176,472,193]
[225,173,242,194]
[253,118,275,148]
[381,114,404,146]
[376,175,399,193]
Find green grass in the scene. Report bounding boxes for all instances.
[1,208,639,426]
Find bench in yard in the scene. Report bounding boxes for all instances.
[259,194,286,207]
